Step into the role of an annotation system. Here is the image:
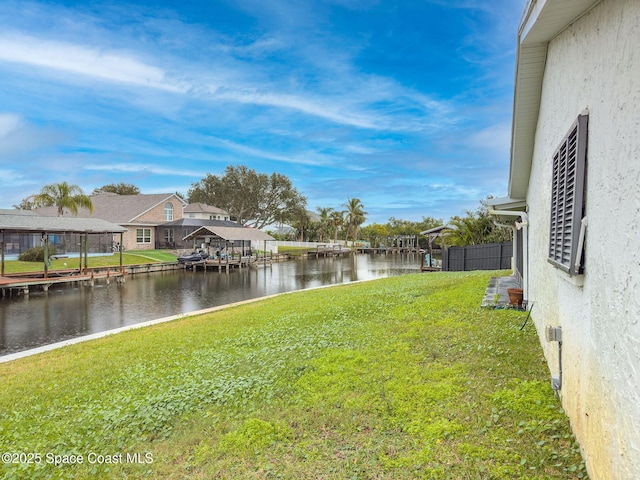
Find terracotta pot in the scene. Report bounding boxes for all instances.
[507,288,524,306]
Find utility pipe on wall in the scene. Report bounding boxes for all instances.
[488,209,529,304]
[491,219,517,273]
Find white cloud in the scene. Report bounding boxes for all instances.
[0,34,184,93]
[0,112,68,156]
[344,144,378,155]
[213,88,382,130]
[0,113,24,137]
[467,122,511,156]
[84,163,202,177]
[207,137,334,167]
[0,168,34,187]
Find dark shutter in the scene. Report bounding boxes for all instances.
[548,114,588,275]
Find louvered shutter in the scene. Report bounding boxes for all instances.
[548,114,588,275]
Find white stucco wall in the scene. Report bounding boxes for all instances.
[526,1,640,478]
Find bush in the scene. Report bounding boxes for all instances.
[18,246,57,262]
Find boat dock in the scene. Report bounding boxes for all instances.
[356,247,420,254]
[181,253,290,271]
[308,246,353,257]
[0,267,125,297]
[182,256,253,271]
[0,262,192,297]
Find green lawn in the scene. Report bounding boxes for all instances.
[273,246,312,256]
[0,271,587,479]
[1,250,177,274]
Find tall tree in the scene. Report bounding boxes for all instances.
[342,197,367,241]
[387,216,442,236]
[32,182,94,217]
[359,223,390,247]
[447,198,512,246]
[316,206,334,243]
[329,209,344,242]
[290,208,312,241]
[92,183,140,195]
[188,165,307,229]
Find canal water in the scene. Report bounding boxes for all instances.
[0,253,421,356]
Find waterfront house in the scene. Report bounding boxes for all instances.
[490,1,640,478]
[38,193,187,251]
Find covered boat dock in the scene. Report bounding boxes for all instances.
[182,224,275,271]
[0,210,127,296]
[419,225,453,272]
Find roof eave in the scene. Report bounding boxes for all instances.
[508,0,602,199]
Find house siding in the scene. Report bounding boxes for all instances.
[132,200,183,224]
[526,1,640,478]
[121,227,154,252]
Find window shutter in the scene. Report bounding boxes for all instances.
[548,114,588,275]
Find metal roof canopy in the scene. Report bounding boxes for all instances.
[0,210,126,278]
[420,225,455,236]
[420,225,456,249]
[182,225,274,242]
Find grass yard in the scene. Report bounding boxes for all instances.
[272,246,313,256]
[0,271,587,479]
[1,250,177,274]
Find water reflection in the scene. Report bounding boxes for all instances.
[0,254,420,356]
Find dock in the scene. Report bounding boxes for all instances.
[0,262,190,297]
[420,250,442,272]
[308,246,353,258]
[0,267,125,297]
[356,247,420,254]
[182,255,263,271]
[186,253,290,270]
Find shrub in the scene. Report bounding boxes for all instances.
[18,246,57,262]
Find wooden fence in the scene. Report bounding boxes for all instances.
[442,242,512,271]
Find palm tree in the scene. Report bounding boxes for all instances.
[290,207,311,241]
[342,197,367,242]
[32,182,94,217]
[329,210,344,243]
[316,207,334,243]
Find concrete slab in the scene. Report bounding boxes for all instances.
[482,275,524,309]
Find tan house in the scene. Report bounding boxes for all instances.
[38,193,187,251]
[183,203,230,221]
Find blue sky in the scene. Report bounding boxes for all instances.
[0,0,526,224]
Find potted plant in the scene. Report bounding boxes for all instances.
[507,288,524,307]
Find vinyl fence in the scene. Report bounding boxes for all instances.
[442,242,512,271]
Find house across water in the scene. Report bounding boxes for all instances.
[33,193,272,254]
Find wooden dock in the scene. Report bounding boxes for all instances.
[356,247,420,254]
[420,251,442,272]
[308,246,352,258]
[420,265,442,272]
[0,267,125,297]
[182,256,254,271]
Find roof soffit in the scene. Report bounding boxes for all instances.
[509,0,602,199]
